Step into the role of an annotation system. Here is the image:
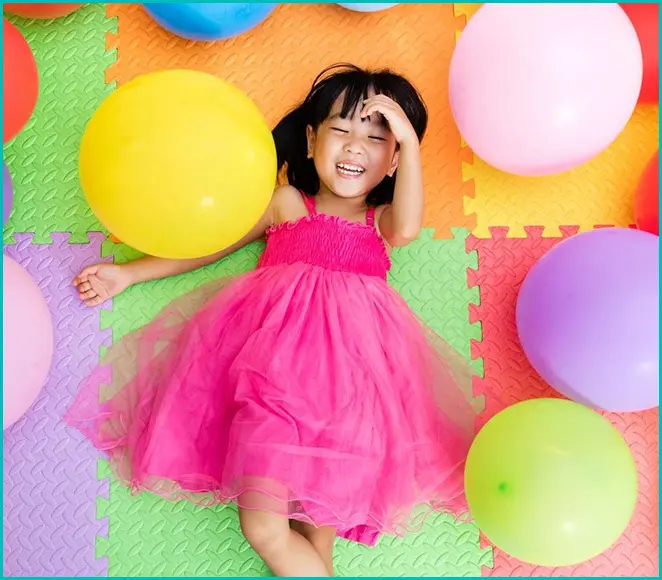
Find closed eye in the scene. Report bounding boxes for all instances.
[331,127,349,134]
[369,136,387,142]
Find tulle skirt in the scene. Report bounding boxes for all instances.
[64,262,478,545]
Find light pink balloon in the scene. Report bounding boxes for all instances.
[449,4,643,176]
[3,255,54,429]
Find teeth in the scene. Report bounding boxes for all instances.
[337,163,365,174]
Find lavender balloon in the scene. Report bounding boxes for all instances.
[3,163,13,226]
[516,228,659,412]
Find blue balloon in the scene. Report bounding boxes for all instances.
[337,3,398,12]
[143,3,278,42]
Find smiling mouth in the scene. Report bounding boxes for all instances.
[336,162,366,178]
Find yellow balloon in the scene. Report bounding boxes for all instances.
[79,70,276,259]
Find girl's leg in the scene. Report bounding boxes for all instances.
[291,521,336,575]
[239,508,330,577]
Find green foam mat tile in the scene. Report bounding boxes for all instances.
[100,228,488,577]
[389,228,482,377]
[3,4,115,245]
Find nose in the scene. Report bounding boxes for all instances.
[343,136,364,156]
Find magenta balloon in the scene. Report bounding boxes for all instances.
[449,4,642,176]
[3,255,54,429]
[516,228,659,412]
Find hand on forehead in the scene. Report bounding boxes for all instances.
[329,91,388,125]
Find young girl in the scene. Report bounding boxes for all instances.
[66,64,477,577]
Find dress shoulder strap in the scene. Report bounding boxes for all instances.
[300,190,316,215]
[366,207,376,228]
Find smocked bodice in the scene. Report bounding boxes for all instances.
[258,209,391,280]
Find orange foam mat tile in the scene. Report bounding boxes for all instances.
[453,3,660,238]
[106,2,473,238]
[467,227,659,577]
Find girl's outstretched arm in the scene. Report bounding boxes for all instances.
[74,196,276,306]
[121,185,304,284]
[122,212,271,285]
[361,95,424,247]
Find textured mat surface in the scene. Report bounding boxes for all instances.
[4,1,658,577]
[454,4,660,238]
[3,233,111,577]
[467,228,659,577]
[98,229,488,577]
[3,5,115,245]
[106,2,472,239]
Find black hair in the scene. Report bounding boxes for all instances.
[272,63,428,207]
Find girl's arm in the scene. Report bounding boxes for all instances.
[361,95,424,247]
[123,212,271,285]
[75,193,278,307]
[123,184,302,283]
[379,140,424,246]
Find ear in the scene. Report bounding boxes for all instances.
[306,125,315,159]
[387,150,399,177]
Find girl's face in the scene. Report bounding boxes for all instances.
[306,93,399,200]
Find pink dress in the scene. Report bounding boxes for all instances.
[65,193,477,546]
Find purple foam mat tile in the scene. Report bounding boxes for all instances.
[4,232,112,577]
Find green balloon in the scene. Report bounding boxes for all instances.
[465,398,637,567]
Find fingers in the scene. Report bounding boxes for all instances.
[362,95,397,110]
[75,273,107,307]
[83,295,106,308]
[361,95,417,146]
[363,94,396,106]
[79,288,98,301]
[361,96,400,122]
[72,264,98,286]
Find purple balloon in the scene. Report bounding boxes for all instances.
[516,228,659,412]
[3,164,13,226]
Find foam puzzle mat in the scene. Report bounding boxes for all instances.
[3,2,659,578]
